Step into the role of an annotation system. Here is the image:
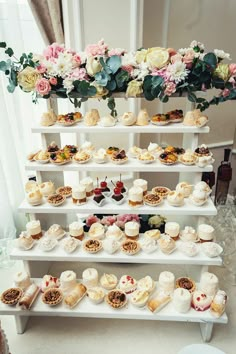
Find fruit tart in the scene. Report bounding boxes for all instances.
[159,152,178,165]
[151,113,170,125]
[63,145,78,156]
[106,290,127,309]
[106,146,119,156]
[194,144,212,158]
[166,109,183,123]
[50,150,71,165]
[47,141,59,152]
[111,149,128,164]
[57,112,82,126]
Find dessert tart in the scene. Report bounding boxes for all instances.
[47,193,66,207]
[62,237,81,253]
[136,108,149,126]
[210,290,227,318]
[131,290,150,307]
[105,290,127,309]
[39,237,58,252]
[34,150,50,163]
[120,240,140,255]
[42,288,63,306]
[164,146,185,155]
[73,151,91,164]
[50,150,71,165]
[56,186,72,198]
[159,152,178,165]
[47,141,59,153]
[191,291,212,311]
[143,193,163,206]
[19,283,40,309]
[158,235,176,254]
[41,275,60,293]
[82,268,99,288]
[87,287,105,304]
[99,115,116,127]
[194,144,212,158]
[138,151,155,164]
[166,109,183,123]
[118,275,137,294]
[147,290,171,312]
[176,277,196,293]
[201,242,223,258]
[83,239,102,253]
[179,152,197,165]
[63,145,78,156]
[100,274,118,290]
[57,112,82,126]
[111,149,128,164]
[151,113,170,125]
[93,148,108,164]
[39,181,55,197]
[106,146,120,156]
[173,288,191,313]
[152,186,170,198]
[64,283,87,309]
[1,288,23,306]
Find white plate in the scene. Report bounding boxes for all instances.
[50,159,71,165]
[92,197,106,207]
[47,196,66,207]
[189,195,207,206]
[27,200,44,206]
[93,157,108,164]
[158,159,178,166]
[109,196,126,205]
[110,157,128,165]
[177,344,225,354]
[38,238,58,252]
[179,156,197,165]
[151,120,170,126]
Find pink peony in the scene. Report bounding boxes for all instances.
[49,77,57,85]
[70,68,89,81]
[35,78,51,96]
[85,39,108,56]
[108,48,125,57]
[116,214,140,229]
[72,54,81,67]
[100,215,117,226]
[86,215,100,227]
[164,81,176,96]
[168,48,177,57]
[229,63,236,75]
[152,67,168,81]
[36,64,47,74]
[43,43,65,60]
[171,53,183,64]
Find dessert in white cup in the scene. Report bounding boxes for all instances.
[199,272,219,296]
[133,178,148,195]
[198,224,214,242]
[120,112,136,126]
[18,231,35,250]
[82,268,98,288]
[165,222,180,241]
[72,185,87,205]
[128,186,143,208]
[125,221,140,240]
[87,287,105,304]
[88,222,105,240]
[173,288,191,313]
[46,224,65,240]
[14,271,31,290]
[159,235,176,254]
[137,275,155,293]
[80,177,94,197]
[158,271,175,294]
[26,220,42,240]
[69,221,84,241]
[176,182,193,197]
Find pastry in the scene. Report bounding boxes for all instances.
[1,288,23,306]
[164,146,185,155]
[102,238,120,254]
[191,291,212,311]
[27,150,40,161]
[69,221,84,241]
[176,182,193,197]
[194,181,212,195]
[50,150,71,164]
[93,188,106,206]
[210,290,227,318]
[165,222,180,241]
[138,151,155,163]
[179,151,197,165]
[41,275,60,293]
[73,151,91,164]
[176,277,196,293]
[56,186,72,198]
[80,141,95,153]
[196,155,215,168]
[64,283,87,308]
[18,231,35,250]
[26,220,42,240]
[166,109,183,122]
[140,238,158,254]
[40,109,57,126]
[25,180,38,193]
[137,276,155,293]
[87,287,105,304]
[131,290,149,307]
[120,112,136,126]
[100,273,118,290]
[60,270,77,293]
[111,187,125,204]
[151,113,170,125]
[159,235,176,254]
[72,185,87,205]
[144,229,161,240]
[57,112,82,125]
[82,268,99,288]
[152,186,170,198]
[147,290,171,312]
[118,275,137,294]
[194,144,211,157]
[88,222,105,240]
[14,271,31,290]
[179,241,198,257]
[26,189,43,206]
[84,109,100,126]
[173,288,191,313]
[106,224,123,240]
[201,242,223,258]
[47,193,66,206]
[39,237,57,251]
[46,224,65,240]
[39,181,55,197]
[180,226,198,242]
[133,179,148,195]
[93,148,108,164]
[106,290,127,309]
[159,152,178,165]
[128,186,143,207]
[106,146,119,156]
[121,240,140,255]
[83,239,102,253]
[62,237,80,253]
[125,221,140,240]
[147,142,163,156]
[80,177,94,197]
[159,271,175,294]
[136,109,149,126]
[34,150,50,162]
[190,190,208,206]
[129,146,142,158]
[111,149,128,164]
[19,283,40,309]
[183,109,208,127]
[42,288,63,306]
[199,272,219,296]
[167,190,184,206]
[198,224,214,242]
[63,145,78,156]
[47,141,59,153]
[100,115,116,127]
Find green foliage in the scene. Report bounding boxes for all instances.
[203,52,217,69]
[107,97,117,117]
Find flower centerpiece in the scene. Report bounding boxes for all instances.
[0,39,236,115]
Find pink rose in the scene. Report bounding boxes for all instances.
[222,88,230,97]
[101,215,117,226]
[72,54,81,67]
[35,78,51,96]
[168,48,177,57]
[85,39,108,56]
[49,77,57,85]
[229,63,236,75]
[171,53,183,64]
[164,81,176,96]
[108,48,125,57]
[43,43,65,60]
[70,68,89,81]
[86,215,100,227]
[183,49,195,68]
[36,64,47,74]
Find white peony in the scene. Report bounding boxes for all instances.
[166,61,189,83]
[121,52,137,67]
[214,49,231,60]
[132,62,149,81]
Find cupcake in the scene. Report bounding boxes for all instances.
[180,226,198,242]
[69,221,84,241]
[165,222,180,241]
[136,109,149,126]
[192,291,212,311]
[167,191,184,207]
[72,185,87,205]
[133,179,148,196]
[39,181,55,197]
[159,235,176,254]
[118,275,137,294]
[125,221,140,240]
[82,268,98,289]
[176,182,193,198]
[173,288,191,313]
[199,272,219,296]
[128,186,143,207]
[18,231,35,250]
[26,189,43,206]
[88,222,105,240]
[84,109,100,126]
[100,115,116,127]
[60,270,77,293]
[106,224,124,241]
[198,224,214,242]
[26,220,42,240]
[159,271,175,294]
[80,177,94,197]
[120,112,136,126]
[100,273,118,290]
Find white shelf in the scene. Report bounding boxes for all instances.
[0,279,227,324]
[32,122,210,134]
[18,197,217,216]
[25,160,213,173]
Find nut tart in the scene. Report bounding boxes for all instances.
[1,288,23,306]
[176,277,196,294]
[47,193,66,207]
[159,152,178,165]
[152,186,170,198]
[121,240,140,255]
[56,186,72,198]
[83,239,102,253]
[42,288,63,306]
[105,289,127,309]
[73,151,91,164]
[143,193,163,206]
[151,113,170,125]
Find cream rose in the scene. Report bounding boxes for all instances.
[86,56,102,77]
[126,80,143,97]
[136,49,147,64]
[91,82,108,98]
[214,63,230,81]
[17,67,41,92]
[146,47,169,69]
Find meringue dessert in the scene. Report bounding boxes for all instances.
[173,288,191,313]
[60,270,77,293]
[194,181,212,195]
[167,190,184,207]
[140,238,158,254]
[198,224,215,242]
[72,185,87,205]
[128,145,142,158]
[136,109,149,126]
[87,287,105,304]
[201,242,223,258]
[80,141,95,153]
[25,180,38,193]
[165,222,180,240]
[26,220,42,240]
[118,275,137,294]
[38,181,55,197]
[100,115,116,127]
[34,150,50,162]
[18,231,35,250]
[120,111,136,126]
[128,186,143,207]
[137,276,155,293]
[190,190,208,206]
[192,290,212,311]
[138,150,155,163]
[144,229,161,240]
[46,224,65,240]
[131,290,149,307]
[125,221,140,240]
[62,237,80,253]
[159,271,175,294]
[14,271,31,290]
[196,155,215,167]
[147,142,162,156]
[159,235,176,254]
[93,148,108,163]
[176,182,193,198]
[133,178,148,195]
[102,238,120,254]
[26,189,43,206]
[180,226,198,242]
[88,222,105,240]
[106,224,124,240]
[80,177,94,197]
[82,268,98,289]
[39,237,57,252]
[100,273,118,290]
[84,109,100,126]
[69,221,84,241]
[40,109,57,126]
[200,272,219,297]
[179,150,197,165]
[179,241,198,257]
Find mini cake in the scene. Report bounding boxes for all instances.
[125,221,140,240]
[176,182,193,198]
[180,241,198,257]
[26,220,42,240]
[18,231,35,250]
[46,224,65,240]
[73,151,91,163]
[159,235,176,254]
[40,109,57,126]
[62,237,80,253]
[133,179,148,195]
[39,181,55,197]
[167,191,184,207]
[138,151,155,163]
[194,144,211,157]
[87,287,105,304]
[100,115,116,127]
[83,239,102,253]
[118,275,137,294]
[137,275,155,293]
[194,181,212,195]
[106,290,127,309]
[42,288,63,306]
[72,185,87,205]
[18,283,40,310]
[80,177,94,197]
[1,287,23,306]
[60,270,77,292]
[183,109,208,127]
[102,238,120,254]
[144,229,161,240]
[88,222,105,240]
[192,291,212,311]
[129,145,142,158]
[210,290,227,318]
[159,271,175,294]
[198,224,214,242]
[93,188,106,206]
[69,221,84,241]
[99,178,111,195]
[121,240,140,255]
[147,142,162,156]
[111,149,128,164]
[14,271,31,290]
[26,189,43,206]
[41,275,60,293]
[136,109,149,126]
[180,226,198,242]
[200,272,219,296]
[131,290,149,307]
[147,290,171,312]
[84,109,100,126]
[165,222,180,241]
[140,238,158,254]
[190,190,208,206]
[39,237,58,252]
[93,148,108,164]
[128,186,143,207]
[173,288,191,313]
[100,273,118,290]
[82,268,98,289]
[120,112,136,126]
[176,277,196,293]
[106,224,123,240]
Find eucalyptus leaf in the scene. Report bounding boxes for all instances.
[0,61,8,72]
[203,53,217,69]
[106,55,121,74]
[106,79,116,91]
[0,42,7,48]
[187,92,197,103]
[5,47,14,57]
[95,70,110,86]
[151,75,164,88]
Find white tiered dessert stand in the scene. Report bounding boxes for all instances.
[0,94,227,341]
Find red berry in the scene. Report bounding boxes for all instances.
[116,181,123,188]
[197,297,200,301]
[100,181,107,188]
[46,281,49,287]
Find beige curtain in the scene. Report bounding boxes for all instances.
[28,0,64,44]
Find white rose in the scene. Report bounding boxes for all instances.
[86,56,102,77]
[146,47,169,69]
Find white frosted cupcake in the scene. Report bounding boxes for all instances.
[82,268,98,289]
[198,224,214,242]
[125,221,140,240]
[165,222,180,241]
[133,179,148,195]
[173,288,191,313]
[69,221,84,241]
[158,271,175,294]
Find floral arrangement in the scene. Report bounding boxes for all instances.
[0,39,236,115]
[86,214,140,229]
